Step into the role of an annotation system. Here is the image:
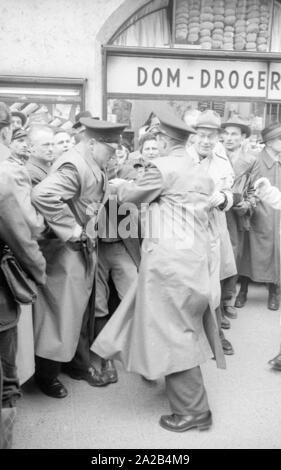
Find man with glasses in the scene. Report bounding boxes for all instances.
[31,118,126,398]
[186,110,236,355]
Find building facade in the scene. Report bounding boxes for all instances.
[1,0,281,144]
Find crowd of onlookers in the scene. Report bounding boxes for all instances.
[1,100,281,447]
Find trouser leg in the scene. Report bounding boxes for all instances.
[0,328,21,408]
[0,327,21,450]
[221,275,238,307]
[67,299,92,373]
[165,367,210,416]
[35,355,61,380]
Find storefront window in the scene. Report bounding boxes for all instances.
[107,98,266,149]
[0,77,85,129]
[174,0,273,52]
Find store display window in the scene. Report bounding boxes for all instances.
[0,76,86,129]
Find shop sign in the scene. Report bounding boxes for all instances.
[268,62,281,100]
[107,56,281,100]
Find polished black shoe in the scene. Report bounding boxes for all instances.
[35,376,68,399]
[66,366,110,387]
[221,315,231,330]
[101,359,118,384]
[268,353,281,370]
[235,291,247,308]
[267,293,280,311]
[159,411,212,433]
[223,305,238,319]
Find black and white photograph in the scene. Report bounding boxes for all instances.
[1,0,281,453]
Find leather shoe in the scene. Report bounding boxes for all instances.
[223,305,238,319]
[35,376,68,399]
[101,359,118,384]
[235,291,247,308]
[267,293,280,311]
[221,315,231,330]
[159,411,212,432]
[268,353,281,370]
[66,366,110,387]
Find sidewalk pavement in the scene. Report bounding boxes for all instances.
[13,283,281,449]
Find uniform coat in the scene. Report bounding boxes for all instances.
[239,149,281,284]
[1,157,45,238]
[0,167,46,332]
[32,143,108,361]
[92,150,226,380]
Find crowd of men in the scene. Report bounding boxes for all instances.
[0,100,281,447]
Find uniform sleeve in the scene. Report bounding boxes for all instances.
[117,164,164,206]
[32,164,81,242]
[0,171,46,285]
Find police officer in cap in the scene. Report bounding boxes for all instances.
[92,110,225,432]
[32,118,126,398]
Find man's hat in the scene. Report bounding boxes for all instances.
[12,128,27,141]
[194,110,221,130]
[148,109,196,141]
[221,115,251,138]
[80,118,127,145]
[261,122,281,144]
[11,110,27,127]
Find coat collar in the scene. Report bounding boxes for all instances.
[75,142,104,184]
[227,146,256,175]
[260,148,280,169]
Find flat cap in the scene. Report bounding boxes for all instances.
[11,110,27,127]
[148,109,196,141]
[12,128,27,141]
[194,110,221,130]
[261,122,281,144]
[221,115,251,138]
[80,118,127,144]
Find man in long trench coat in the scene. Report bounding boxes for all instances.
[239,122,281,311]
[92,112,225,432]
[31,118,126,398]
[186,111,237,354]
[220,117,259,315]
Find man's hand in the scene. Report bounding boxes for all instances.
[209,191,226,208]
[232,200,249,216]
[254,177,271,195]
[68,224,83,242]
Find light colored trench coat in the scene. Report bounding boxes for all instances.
[32,144,108,361]
[92,149,226,380]
[186,145,236,308]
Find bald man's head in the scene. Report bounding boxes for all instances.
[28,125,55,165]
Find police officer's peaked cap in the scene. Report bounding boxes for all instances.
[221,115,251,138]
[12,128,27,141]
[149,109,196,141]
[194,110,221,130]
[11,110,27,127]
[80,118,127,144]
